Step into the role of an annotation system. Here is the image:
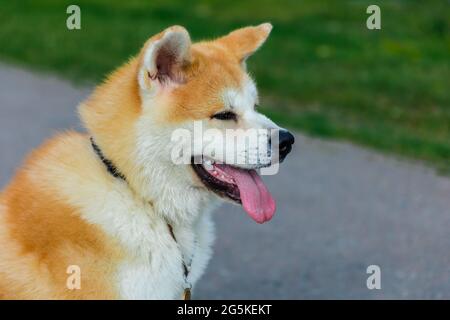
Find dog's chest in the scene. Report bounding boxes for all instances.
[82,185,214,299]
[116,218,198,300]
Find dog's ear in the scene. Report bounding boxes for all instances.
[218,23,272,63]
[138,26,192,90]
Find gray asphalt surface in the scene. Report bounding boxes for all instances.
[1,63,449,299]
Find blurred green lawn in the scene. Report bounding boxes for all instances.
[0,0,449,170]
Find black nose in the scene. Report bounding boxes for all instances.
[278,130,295,161]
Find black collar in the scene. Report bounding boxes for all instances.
[90,137,127,181]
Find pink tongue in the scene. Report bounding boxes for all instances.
[219,165,276,224]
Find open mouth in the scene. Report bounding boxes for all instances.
[191,157,276,224]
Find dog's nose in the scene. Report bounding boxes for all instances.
[278,130,295,161]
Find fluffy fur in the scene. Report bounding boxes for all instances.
[0,23,277,299]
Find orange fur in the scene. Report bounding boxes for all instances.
[0,23,271,299]
[0,133,122,299]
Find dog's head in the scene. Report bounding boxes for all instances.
[80,24,294,223]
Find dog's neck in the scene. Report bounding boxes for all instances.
[90,134,216,225]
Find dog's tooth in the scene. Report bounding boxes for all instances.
[204,159,214,170]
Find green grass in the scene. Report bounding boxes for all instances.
[0,0,449,170]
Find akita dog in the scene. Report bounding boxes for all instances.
[0,23,294,299]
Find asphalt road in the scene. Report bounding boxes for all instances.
[1,63,449,299]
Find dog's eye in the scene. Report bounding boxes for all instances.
[211,111,237,121]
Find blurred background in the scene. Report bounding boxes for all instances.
[0,0,449,299]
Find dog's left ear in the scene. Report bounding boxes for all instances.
[218,23,272,64]
[138,26,192,90]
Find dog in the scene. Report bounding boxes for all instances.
[0,23,294,299]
